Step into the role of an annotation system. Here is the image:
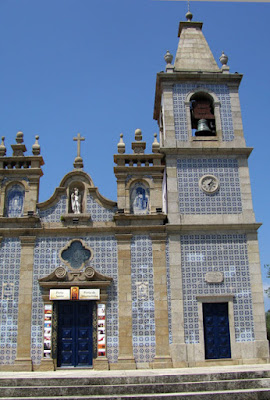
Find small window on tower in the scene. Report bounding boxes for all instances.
[190,93,216,137]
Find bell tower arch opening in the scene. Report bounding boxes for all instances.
[190,91,216,137]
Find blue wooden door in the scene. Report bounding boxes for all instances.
[58,301,93,367]
[203,302,231,359]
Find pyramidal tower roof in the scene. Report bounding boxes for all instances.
[174,12,219,72]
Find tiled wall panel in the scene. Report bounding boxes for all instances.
[131,236,156,363]
[177,157,242,214]
[38,196,67,222]
[86,195,116,221]
[181,234,254,344]
[0,239,21,364]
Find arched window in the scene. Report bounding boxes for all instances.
[190,92,216,137]
[5,184,25,217]
[130,182,150,215]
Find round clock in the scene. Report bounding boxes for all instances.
[199,175,220,194]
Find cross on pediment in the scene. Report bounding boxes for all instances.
[73,133,85,169]
[73,133,85,158]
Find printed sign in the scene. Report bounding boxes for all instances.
[97,304,106,357]
[79,288,100,300]
[43,304,52,359]
[49,289,70,300]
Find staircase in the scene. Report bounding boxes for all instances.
[1,368,270,399]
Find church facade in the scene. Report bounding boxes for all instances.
[0,13,268,371]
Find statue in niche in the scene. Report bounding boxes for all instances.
[6,184,24,217]
[131,185,150,215]
[71,188,81,214]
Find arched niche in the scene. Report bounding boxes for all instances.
[4,183,25,217]
[68,182,85,214]
[130,181,150,215]
[185,89,221,140]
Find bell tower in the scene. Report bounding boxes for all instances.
[154,12,269,366]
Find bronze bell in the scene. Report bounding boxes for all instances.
[195,119,212,136]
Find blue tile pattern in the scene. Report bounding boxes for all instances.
[38,196,67,222]
[5,184,25,217]
[31,236,118,365]
[86,195,116,222]
[173,84,234,141]
[0,239,21,364]
[131,236,156,363]
[166,240,172,344]
[181,234,254,344]
[177,157,242,214]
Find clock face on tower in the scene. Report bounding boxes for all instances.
[199,175,220,194]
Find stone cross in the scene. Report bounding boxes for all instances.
[73,133,85,158]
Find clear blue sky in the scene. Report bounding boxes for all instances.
[0,0,270,308]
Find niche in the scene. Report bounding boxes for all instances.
[190,92,216,137]
[5,183,25,217]
[130,181,150,215]
[68,183,85,214]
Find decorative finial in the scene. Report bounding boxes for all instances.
[152,133,160,154]
[186,1,193,22]
[12,131,27,156]
[16,131,24,144]
[73,133,85,169]
[219,51,230,73]
[0,136,6,156]
[117,133,125,154]
[186,11,193,22]
[219,51,228,65]
[132,129,146,154]
[135,128,142,141]
[164,50,173,65]
[32,135,41,155]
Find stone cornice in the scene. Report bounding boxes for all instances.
[150,233,167,242]
[166,223,262,233]
[178,21,203,36]
[115,233,133,242]
[0,221,260,236]
[19,235,36,246]
[197,294,234,302]
[114,170,164,179]
[162,147,253,157]
[0,224,167,236]
[88,187,117,208]
[114,214,166,222]
[0,216,40,224]
[59,170,94,187]
[0,167,44,177]
[37,187,66,209]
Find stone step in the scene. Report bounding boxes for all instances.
[1,379,270,398]
[0,370,270,387]
[2,388,270,400]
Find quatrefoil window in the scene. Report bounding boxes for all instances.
[60,240,92,271]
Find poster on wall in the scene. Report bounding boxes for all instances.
[43,304,52,359]
[97,304,106,357]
